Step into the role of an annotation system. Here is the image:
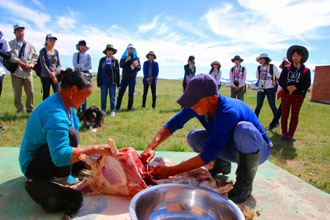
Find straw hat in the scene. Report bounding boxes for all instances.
[256,53,271,63]
[210,60,221,68]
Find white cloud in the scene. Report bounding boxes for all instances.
[31,0,44,8]
[0,0,50,29]
[138,15,161,32]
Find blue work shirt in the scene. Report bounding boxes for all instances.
[19,93,80,174]
[164,94,271,164]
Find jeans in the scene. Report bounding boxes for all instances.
[255,88,277,117]
[269,104,282,128]
[116,77,136,110]
[41,77,59,101]
[101,76,116,112]
[186,121,270,164]
[142,83,157,108]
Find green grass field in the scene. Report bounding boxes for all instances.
[0,74,329,193]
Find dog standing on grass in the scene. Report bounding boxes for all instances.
[77,106,104,131]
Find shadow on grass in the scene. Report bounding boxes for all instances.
[269,132,297,160]
[0,112,30,122]
[159,108,181,114]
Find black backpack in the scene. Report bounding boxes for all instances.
[2,42,26,73]
[255,64,274,87]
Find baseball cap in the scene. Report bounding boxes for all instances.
[127,43,135,48]
[177,74,218,108]
[46,33,57,40]
[13,24,25,31]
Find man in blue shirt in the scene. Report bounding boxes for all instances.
[141,74,273,203]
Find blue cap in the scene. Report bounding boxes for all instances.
[0,31,3,36]
[13,24,25,31]
[177,74,218,108]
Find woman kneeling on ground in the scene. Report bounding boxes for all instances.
[19,68,113,183]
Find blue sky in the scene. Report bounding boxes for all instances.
[1,0,330,80]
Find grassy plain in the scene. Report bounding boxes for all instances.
[0,75,329,193]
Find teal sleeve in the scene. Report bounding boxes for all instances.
[42,111,72,167]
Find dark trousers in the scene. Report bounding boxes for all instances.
[116,77,136,110]
[269,104,282,127]
[0,75,3,97]
[255,88,277,117]
[25,127,85,180]
[41,77,59,100]
[142,83,156,108]
[281,93,305,137]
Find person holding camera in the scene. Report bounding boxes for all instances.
[97,44,120,116]
[116,43,141,112]
[142,51,159,109]
[73,40,92,112]
[254,53,279,118]
[9,24,38,113]
[230,55,246,101]
[39,33,61,100]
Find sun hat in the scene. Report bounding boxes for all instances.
[279,57,290,69]
[13,24,25,31]
[177,74,218,108]
[256,53,271,63]
[231,55,244,63]
[103,44,117,55]
[146,51,156,59]
[76,40,89,51]
[286,45,309,64]
[46,33,57,40]
[210,60,221,68]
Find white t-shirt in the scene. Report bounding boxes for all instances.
[256,64,280,89]
[0,36,10,76]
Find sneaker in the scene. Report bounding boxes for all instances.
[266,125,273,131]
[127,109,132,112]
[26,109,33,114]
[281,134,289,141]
[287,135,294,142]
[0,125,4,131]
[274,122,280,128]
[101,110,106,116]
[110,111,115,117]
[51,175,77,185]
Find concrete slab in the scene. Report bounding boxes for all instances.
[0,147,329,219]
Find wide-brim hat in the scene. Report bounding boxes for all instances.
[103,44,117,55]
[287,45,309,64]
[279,57,290,69]
[210,60,221,68]
[256,53,271,63]
[146,51,156,59]
[231,55,244,63]
[76,40,89,51]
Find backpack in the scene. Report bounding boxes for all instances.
[35,48,59,77]
[3,42,26,73]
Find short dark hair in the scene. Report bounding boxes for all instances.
[60,68,92,90]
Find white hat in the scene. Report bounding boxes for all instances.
[256,53,271,63]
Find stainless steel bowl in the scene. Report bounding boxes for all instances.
[129,183,244,220]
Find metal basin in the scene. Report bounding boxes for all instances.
[129,183,244,220]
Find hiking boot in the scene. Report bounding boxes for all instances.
[228,151,260,203]
[208,157,231,177]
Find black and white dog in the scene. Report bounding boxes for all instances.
[77,106,104,131]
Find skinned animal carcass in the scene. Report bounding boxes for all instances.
[73,138,233,197]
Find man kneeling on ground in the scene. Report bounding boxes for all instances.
[141,74,273,203]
